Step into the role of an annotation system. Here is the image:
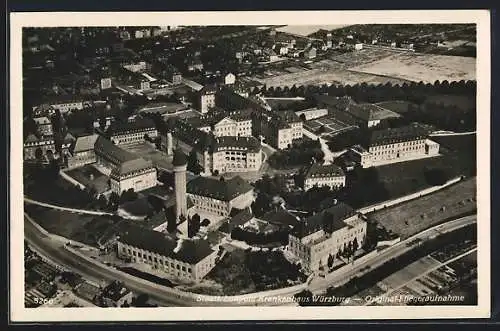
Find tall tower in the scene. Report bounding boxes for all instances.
[173,148,188,235]
[166,131,173,156]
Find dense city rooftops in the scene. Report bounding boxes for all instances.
[368,123,429,146]
[305,163,345,179]
[292,201,356,239]
[187,175,253,202]
[119,227,215,264]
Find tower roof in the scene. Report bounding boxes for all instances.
[172,148,187,166]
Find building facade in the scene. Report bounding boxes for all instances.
[117,228,218,282]
[304,164,346,191]
[350,124,440,168]
[94,136,157,193]
[288,202,367,273]
[67,134,99,168]
[186,176,254,218]
[108,119,158,145]
[23,135,55,161]
[201,136,262,174]
[195,86,217,114]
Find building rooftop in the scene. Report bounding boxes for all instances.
[94,136,137,163]
[261,209,300,228]
[101,281,131,302]
[73,134,100,153]
[369,123,429,146]
[305,163,345,179]
[229,207,254,228]
[292,201,356,239]
[347,103,401,122]
[119,227,215,264]
[111,158,154,177]
[213,136,261,153]
[187,175,253,202]
[107,118,156,136]
[33,116,51,126]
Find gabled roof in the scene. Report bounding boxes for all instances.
[347,103,401,122]
[261,209,300,228]
[94,136,136,163]
[213,136,261,153]
[33,116,51,126]
[73,134,100,153]
[119,226,215,264]
[292,202,356,239]
[369,123,429,146]
[187,176,253,202]
[305,163,345,179]
[111,158,154,177]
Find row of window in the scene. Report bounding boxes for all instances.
[124,247,193,273]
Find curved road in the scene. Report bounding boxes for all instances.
[24,211,476,307]
[24,197,113,216]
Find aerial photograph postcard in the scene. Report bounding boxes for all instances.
[9,10,491,322]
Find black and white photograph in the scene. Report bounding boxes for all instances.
[9,10,491,321]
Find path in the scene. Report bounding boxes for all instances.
[303,128,344,164]
[24,197,113,216]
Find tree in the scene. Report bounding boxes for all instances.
[201,219,210,227]
[353,237,359,253]
[327,253,334,269]
[108,191,120,210]
[35,147,44,162]
[187,149,203,175]
[188,213,201,238]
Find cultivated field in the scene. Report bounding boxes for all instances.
[370,177,476,239]
[349,53,476,83]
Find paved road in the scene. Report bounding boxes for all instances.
[24,209,475,307]
[429,131,476,137]
[24,216,187,307]
[307,215,476,293]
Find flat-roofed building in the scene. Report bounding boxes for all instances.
[304,163,346,191]
[288,202,367,273]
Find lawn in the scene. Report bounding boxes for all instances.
[374,154,470,199]
[24,176,96,210]
[369,177,476,239]
[25,204,149,247]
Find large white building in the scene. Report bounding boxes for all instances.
[186,175,254,218]
[93,136,157,194]
[201,136,262,174]
[253,111,303,150]
[350,123,440,168]
[304,163,346,191]
[187,109,253,138]
[117,226,219,282]
[195,85,217,114]
[287,202,367,273]
[107,118,158,146]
